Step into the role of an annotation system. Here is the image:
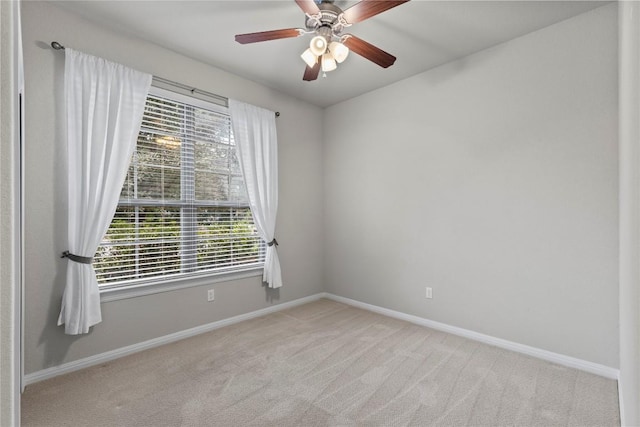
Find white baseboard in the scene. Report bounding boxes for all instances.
[618,378,625,426]
[24,293,326,386]
[324,293,620,380]
[25,291,619,387]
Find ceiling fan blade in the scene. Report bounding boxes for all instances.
[295,0,321,16]
[303,60,321,81]
[342,34,396,68]
[342,0,410,24]
[235,28,303,44]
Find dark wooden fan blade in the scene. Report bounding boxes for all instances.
[342,0,410,24]
[295,0,321,15]
[235,28,302,44]
[342,34,396,68]
[303,60,321,81]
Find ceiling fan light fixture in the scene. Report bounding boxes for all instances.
[329,41,349,63]
[309,35,328,56]
[321,52,337,72]
[301,48,318,68]
[233,0,409,82]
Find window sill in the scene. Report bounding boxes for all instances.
[99,267,264,303]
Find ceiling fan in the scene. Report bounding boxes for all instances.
[234,0,410,81]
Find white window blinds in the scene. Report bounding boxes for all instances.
[94,88,264,287]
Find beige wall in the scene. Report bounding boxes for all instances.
[21,1,324,374]
[324,4,619,368]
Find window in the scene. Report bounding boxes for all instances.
[94,87,264,289]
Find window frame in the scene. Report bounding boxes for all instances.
[98,86,264,302]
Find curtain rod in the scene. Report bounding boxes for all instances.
[50,41,280,117]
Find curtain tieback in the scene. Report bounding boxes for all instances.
[267,238,279,247]
[61,250,93,265]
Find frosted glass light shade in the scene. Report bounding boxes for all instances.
[310,36,328,56]
[321,53,337,72]
[329,42,349,63]
[301,49,318,68]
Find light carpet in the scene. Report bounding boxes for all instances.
[22,298,619,426]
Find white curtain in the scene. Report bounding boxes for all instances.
[229,99,282,288]
[58,49,151,334]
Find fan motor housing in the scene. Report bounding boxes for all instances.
[306,2,344,34]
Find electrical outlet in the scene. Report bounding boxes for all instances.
[207,289,215,302]
[425,287,433,299]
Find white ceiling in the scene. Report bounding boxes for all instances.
[52,0,608,108]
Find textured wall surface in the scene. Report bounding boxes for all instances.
[324,4,618,368]
[21,1,324,374]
